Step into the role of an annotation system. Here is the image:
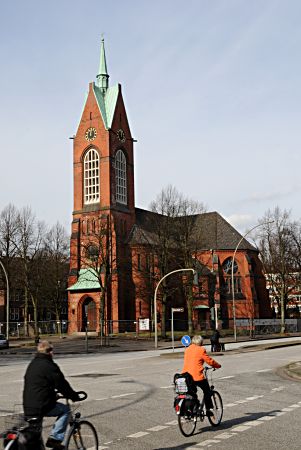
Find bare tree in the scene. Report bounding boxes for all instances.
[149,185,206,336]
[77,214,115,344]
[174,195,206,334]
[149,185,182,337]
[43,222,70,328]
[13,207,46,336]
[257,207,296,333]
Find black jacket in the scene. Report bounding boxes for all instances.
[23,353,78,417]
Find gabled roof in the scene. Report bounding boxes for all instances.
[93,83,119,130]
[67,269,100,291]
[129,208,256,251]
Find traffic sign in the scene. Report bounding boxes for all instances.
[181,335,191,347]
[172,307,184,312]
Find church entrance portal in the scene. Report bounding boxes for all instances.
[81,297,97,331]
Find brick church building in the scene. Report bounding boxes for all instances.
[67,40,272,334]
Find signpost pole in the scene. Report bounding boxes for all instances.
[171,307,184,352]
[171,309,174,352]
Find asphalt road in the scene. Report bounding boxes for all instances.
[0,343,300,449]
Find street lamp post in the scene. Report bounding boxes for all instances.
[0,260,9,341]
[232,222,273,342]
[154,268,196,349]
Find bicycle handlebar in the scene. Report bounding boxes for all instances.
[56,391,88,402]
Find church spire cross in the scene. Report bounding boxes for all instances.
[96,36,109,94]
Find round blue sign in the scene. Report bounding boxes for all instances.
[181,335,191,347]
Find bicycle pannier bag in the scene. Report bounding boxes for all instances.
[174,372,197,395]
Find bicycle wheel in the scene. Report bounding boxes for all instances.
[65,420,98,450]
[208,390,223,427]
[178,414,197,437]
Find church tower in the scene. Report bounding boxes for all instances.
[68,39,136,334]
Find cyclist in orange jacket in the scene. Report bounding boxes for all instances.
[182,335,221,415]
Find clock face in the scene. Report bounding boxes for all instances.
[85,127,97,142]
[223,258,238,274]
[117,128,126,143]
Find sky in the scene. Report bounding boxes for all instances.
[0,0,300,234]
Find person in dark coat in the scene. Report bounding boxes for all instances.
[210,329,221,352]
[23,340,80,450]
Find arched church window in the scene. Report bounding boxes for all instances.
[115,149,127,205]
[222,257,242,296]
[84,149,100,204]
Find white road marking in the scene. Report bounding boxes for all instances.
[281,407,293,412]
[219,375,235,379]
[256,369,272,373]
[111,393,135,398]
[115,366,131,370]
[95,397,108,401]
[245,421,263,426]
[224,403,236,407]
[272,386,284,391]
[260,415,275,421]
[232,425,251,432]
[160,385,173,389]
[147,425,169,432]
[165,420,178,425]
[196,439,221,446]
[289,404,301,408]
[215,432,237,439]
[236,399,248,404]
[127,431,150,438]
[270,412,286,417]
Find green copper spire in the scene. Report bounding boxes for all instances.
[96,37,109,94]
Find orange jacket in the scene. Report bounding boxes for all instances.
[182,343,221,381]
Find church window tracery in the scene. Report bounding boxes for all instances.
[84,149,100,204]
[115,149,127,204]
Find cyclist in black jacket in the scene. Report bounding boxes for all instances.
[23,340,80,450]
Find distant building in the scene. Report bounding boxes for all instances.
[67,40,272,333]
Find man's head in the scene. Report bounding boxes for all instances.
[192,335,204,346]
[37,340,53,355]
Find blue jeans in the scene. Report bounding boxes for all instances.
[45,402,70,442]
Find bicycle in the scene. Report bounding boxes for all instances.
[1,391,99,450]
[174,367,223,437]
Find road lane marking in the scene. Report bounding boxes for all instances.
[215,432,237,439]
[160,385,173,389]
[232,425,251,432]
[272,386,284,391]
[127,431,150,438]
[281,407,293,412]
[256,369,272,373]
[95,397,109,401]
[224,403,236,407]
[245,421,263,426]
[111,393,135,398]
[196,439,221,446]
[165,420,178,425]
[219,375,235,379]
[289,404,301,408]
[147,425,169,432]
[260,415,275,421]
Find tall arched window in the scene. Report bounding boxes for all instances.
[84,149,100,204]
[115,149,127,204]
